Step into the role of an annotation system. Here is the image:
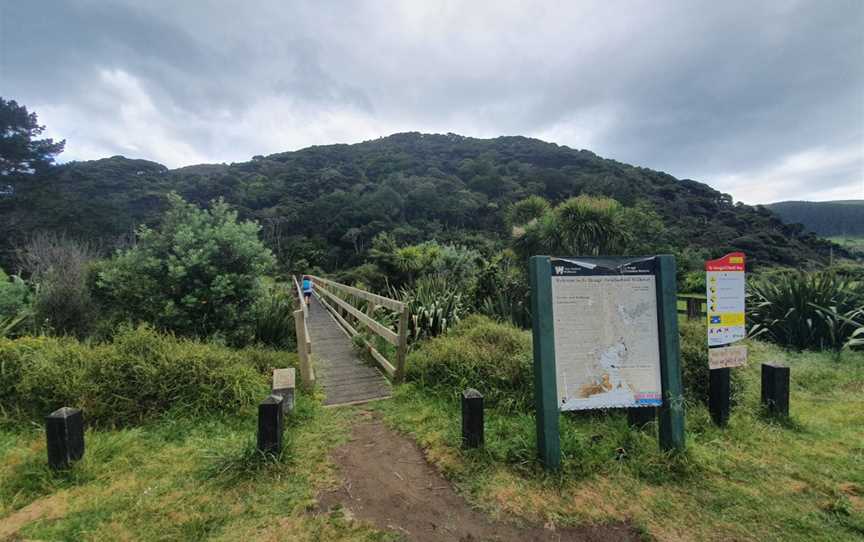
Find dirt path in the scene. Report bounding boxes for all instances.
[316,410,640,542]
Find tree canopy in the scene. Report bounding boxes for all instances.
[0,98,65,177]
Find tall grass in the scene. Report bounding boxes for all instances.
[748,271,864,351]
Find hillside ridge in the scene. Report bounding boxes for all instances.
[0,132,838,270]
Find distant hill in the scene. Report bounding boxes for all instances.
[0,132,838,271]
[767,200,864,237]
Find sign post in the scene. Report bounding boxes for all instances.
[530,254,685,469]
[529,256,561,470]
[656,255,686,451]
[705,252,747,426]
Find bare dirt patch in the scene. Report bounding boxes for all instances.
[315,409,641,541]
[0,490,69,541]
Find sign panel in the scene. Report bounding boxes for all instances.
[706,252,746,347]
[708,344,748,369]
[550,257,663,411]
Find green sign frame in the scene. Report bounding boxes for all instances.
[529,254,686,470]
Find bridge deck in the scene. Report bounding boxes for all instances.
[307,295,392,406]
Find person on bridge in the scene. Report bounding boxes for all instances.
[302,275,313,306]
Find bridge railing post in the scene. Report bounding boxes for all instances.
[395,305,409,383]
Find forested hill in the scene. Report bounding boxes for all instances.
[0,132,837,271]
[767,200,864,237]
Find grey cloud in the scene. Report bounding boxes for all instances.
[1,0,861,203]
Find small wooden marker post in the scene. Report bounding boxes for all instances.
[627,407,656,428]
[46,407,84,470]
[709,367,731,426]
[761,363,790,417]
[272,368,296,414]
[257,394,284,454]
[461,388,484,449]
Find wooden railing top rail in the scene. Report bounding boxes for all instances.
[310,275,405,312]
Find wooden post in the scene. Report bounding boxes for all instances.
[272,368,296,414]
[627,407,656,428]
[394,305,410,383]
[761,363,790,417]
[257,394,284,454]
[686,298,701,320]
[529,256,561,470]
[294,309,312,387]
[709,367,731,426]
[461,389,484,448]
[655,255,686,452]
[46,407,84,470]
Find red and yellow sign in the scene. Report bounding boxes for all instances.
[706,252,746,349]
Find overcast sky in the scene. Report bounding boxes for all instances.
[2,0,862,204]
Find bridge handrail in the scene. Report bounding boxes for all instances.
[310,275,410,383]
[292,275,314,387]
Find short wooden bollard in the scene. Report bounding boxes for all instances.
[709,367,731,426]
[627,407,656,428]
[761,363,790,417]
[272,368,296,415]
[257,395,284,454]
[461,388,484,449]
[46,407,84,470]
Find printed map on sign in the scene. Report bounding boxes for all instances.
[550,258,663,411]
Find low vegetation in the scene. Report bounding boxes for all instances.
[378,337,864,541]
[0,395,386,541]
[748,271,864,351]
[0,326,288,426]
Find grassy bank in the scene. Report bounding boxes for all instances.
[375,340,864,541]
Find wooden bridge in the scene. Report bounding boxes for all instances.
[291,273,706,406]
[292,276,409,406]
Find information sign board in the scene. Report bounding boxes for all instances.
[706,253,746,347]
[550,257,663,410]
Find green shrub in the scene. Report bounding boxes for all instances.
[748,271,864,351]
[398,274,466,342]
[252,282,297,350]
[406,315,532,412]
[94,194,276,346]
[0,326,289,425]
[20,234,97,337]
[679,320,744,405]
[0,267,30,318]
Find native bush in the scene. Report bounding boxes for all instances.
[251,281,297,350]
[398,274,466,342]
[474,250,530,328]
[0,267,30,317]
[0,326,287,425]
[94,194,276,346]
[19,234,97,337]
[748,271,864,351]
[406,315,533,412]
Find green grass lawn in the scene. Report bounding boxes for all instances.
[0,395,391,541]
[375,341,864,541]
[1,341,861,541]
